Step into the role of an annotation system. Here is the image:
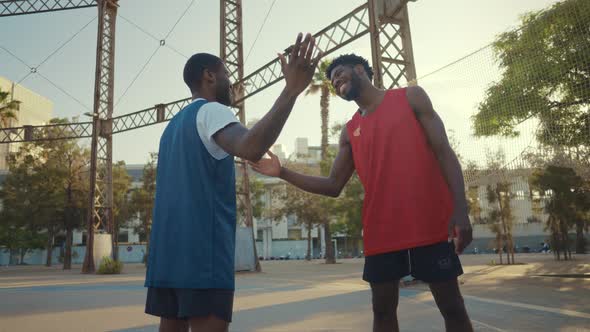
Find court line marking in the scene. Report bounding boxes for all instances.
[463,295,590,320]
[401,290,507,332]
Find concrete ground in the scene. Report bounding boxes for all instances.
[0,254,588,332]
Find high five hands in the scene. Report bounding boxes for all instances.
[280,33,323,96]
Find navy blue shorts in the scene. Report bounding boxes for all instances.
[145,287,234,322]
[363,241,463,284]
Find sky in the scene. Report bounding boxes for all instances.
[0,0,559,165]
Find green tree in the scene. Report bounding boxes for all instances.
[485,182,516,264]
[0,225,45,264]
[60,149,88,270]
[464,161,484,225]
[238,177,266,221]
[112,161,133,261]
[34,119,90,269]
[484,149,516,264]
[130,153,157,264]
[0,143,55,265]
[473,0,590,147]
[0,87,20,127]
[531,166,589,259]
[472,1,590,246]
[0,157,47,265]
[324,122,364,256]
[0,118,90,268]
[236,174,266,271]
[306,59,337,162]
[331,172,363,256]
[269,162,326,261]
[306,59,337,264]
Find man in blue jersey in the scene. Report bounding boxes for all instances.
[144,33,321,332]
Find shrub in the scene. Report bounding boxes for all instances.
[97,256,123,274]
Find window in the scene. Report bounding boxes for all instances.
[288,229,302,240]
[287,215,298,227]
[118,231,129,243]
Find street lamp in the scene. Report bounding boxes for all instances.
[83,112,99,118]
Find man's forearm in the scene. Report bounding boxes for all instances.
[242,88,298,160]
[440,149,469,215]
[280,167,340,197]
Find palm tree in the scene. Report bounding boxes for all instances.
[0,87,20,128]
[305,59,337,264]
[306,59,336,163]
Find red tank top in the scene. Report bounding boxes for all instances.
[346,88,453,256]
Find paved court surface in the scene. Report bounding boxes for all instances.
[0,254,588,331]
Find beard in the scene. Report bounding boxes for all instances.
[216,79,232,106]
[342,72,361,101]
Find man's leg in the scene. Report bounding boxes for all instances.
[409,241,472,331]
[146,288,188,332]
[429,279,473,332]
[189,315,229,332]
[370,281,400,332]
[159,318,188,332]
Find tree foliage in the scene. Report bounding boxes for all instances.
[129,153,157,264]
[0,118,90,267]
[473,0,590,148]
[0,87,20,127]
[531,166,590,259]
[483,149,516,264]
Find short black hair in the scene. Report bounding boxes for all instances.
[325,54,374,81]
[183,53,223,92]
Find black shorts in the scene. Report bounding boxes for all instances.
[145,287,234,322]
[363,241,463,284]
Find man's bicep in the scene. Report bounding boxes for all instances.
[408,86,451,153]
[212,122,249,159]
[421,111,452,152]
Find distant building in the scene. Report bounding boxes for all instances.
[271,144,286,160]
[294,137,308,156]
[0,76,53,170]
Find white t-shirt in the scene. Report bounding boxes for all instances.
[194,98,239,160]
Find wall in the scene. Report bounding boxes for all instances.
[0,227,257,271]
[0,246,86,266]
[0,76,53,170]
[235,227,256,271]
[255,239,317,259]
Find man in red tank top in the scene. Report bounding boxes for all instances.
[250,54,473,332]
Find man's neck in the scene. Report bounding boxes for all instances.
[192,91,216,102]
[355,85,385,116]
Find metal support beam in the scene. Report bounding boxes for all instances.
[0,98,194,143]
[0,2,380,144]
[0,0,96,17]
[220,0,260,272]
[82,0,117,274]
[369,0,416,89]
[235,3,371,104]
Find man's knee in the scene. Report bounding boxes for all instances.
[437,295,469,322]
[429,279,468,318]
[370,282,399,319]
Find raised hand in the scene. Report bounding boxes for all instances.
[280,33,323,96]
[249,150,281,177]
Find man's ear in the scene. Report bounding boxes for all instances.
[203,68,216,85]
[353,64,365,76]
